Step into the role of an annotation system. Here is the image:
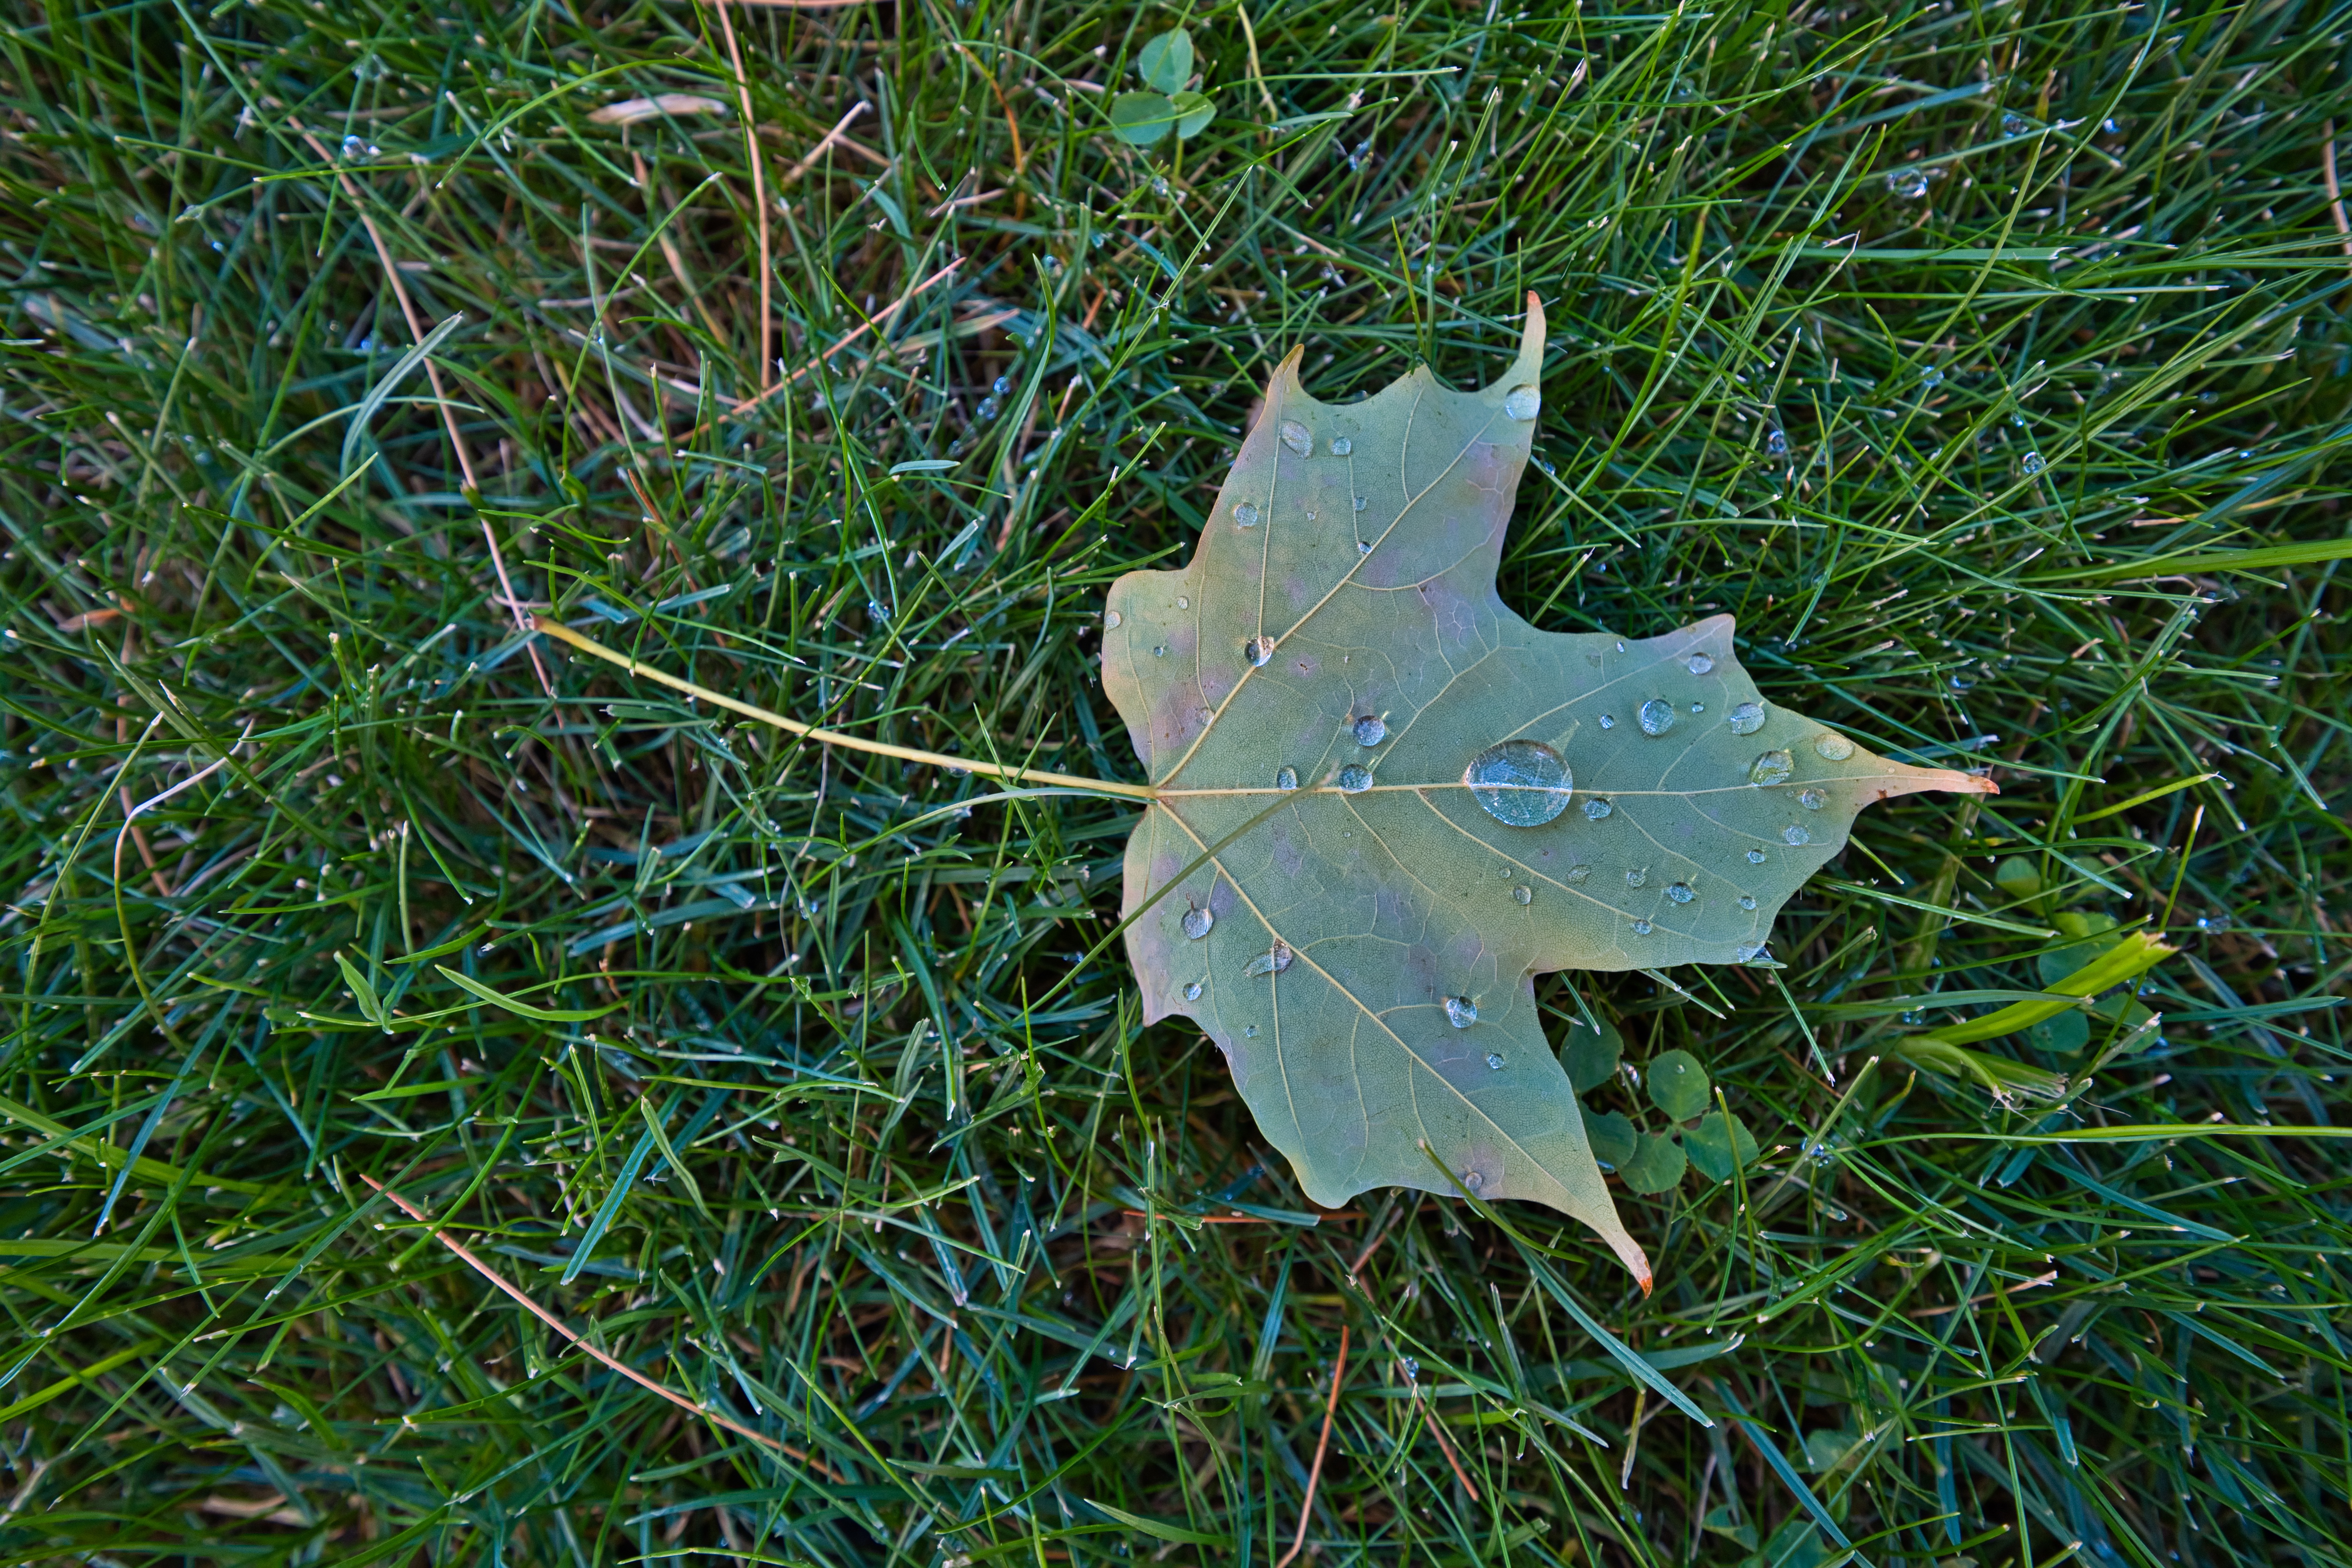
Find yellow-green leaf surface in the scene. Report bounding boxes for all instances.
[1102,296,1993,1285]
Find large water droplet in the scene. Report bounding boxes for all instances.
[1182,904,1214,940]
[1183,981,1203,1001]
[1814,732,1855,761]
[1666,881,1695,904]
[1637,699,1675,736]
[1329,435,1352,456]
[1503,384,1541,421]
[1566,864,1591,883]
[1782,825,1811,846]
[1444,996,1478,1028]
[1104,609,1122,629]
[2021,451,2046,476]
[1798,788,1825,810]
[1746,848,1767,864]
[1244,637,1273,667]
[1463,739,1573,827]
[1233,501,1262,528]
[1337,764,1372,793]
[1599,714,1615,730]
[1748,750,1795,786]
[1513,885,1532,905]
[1275,766,1298,792]
[1631,919,1653,936]
[1625,868,1647,889]
[1279,420,1312,456]
[1485,1052,1505,1071]
[1353,715,1387,746]
[1244,942,1294,977]
[1727,701,1766,736]
[1738,894,1757,911]
[1687,652,1714,675]
[1582,797,1614,821]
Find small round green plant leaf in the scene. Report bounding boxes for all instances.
[1170,89,1214,139]
[1137,27,1193,93]
[1564,1015,1623,1093]
[2024,1009,2090,1055]
[1992,854,2042,900]
[1582,1106,1636,1170]
[1683,1108,1759,1182]
[1109,91,1175,145]
[1620,1131,1687,1194]
[1647,1049,1710,1121]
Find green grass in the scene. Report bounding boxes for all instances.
[3,0,2349,1562]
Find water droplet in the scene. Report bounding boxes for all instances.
[1182,904,1214,940]
[1356,537,1373,554]
[1153,645,1167,657]
[1503,384,1541,421]
[1566,864,1592,883]
[1736,943,1770,965]
[2001,112,2029,137]
[1245,1024,1259,1037]
[1798,788,1826,810]
[1280,420,1312,456]
[1814,732,1855,760]
[1582,797,1614,821]
[1687,652,1714,675]
[1690,702,1705,714]
[993,374,1015,397]
[1922,364,1945,387]
[1353,715,1387,746]
[1746,848,1767,864]
[1782,825,1811,846]
[1887,167,1929,199]
[1444,996,1478,1028]
[1513,885,1532,905]
[1329,435,1352,456]
[1275,766,1298,792]
[1485,1052,1505,1071]
[1625,868,1647,889]
[1184,982,1203,1001]
[1748,750,1795,786]
[341,134,368,159]
[1244,942,1294,977]
[1666,881,1695,904]
[1637,699,1676,736]
[1463,739,1574,827]
[1353,496,1369,512]
[1177,596,1190,609]
[1599,714,1616,729]
[1766,429,1788,456]
[1738,894,1757,911]
[1338,764,1372,793]
[2021,451,2046,475]
[1727,701,1766,735]
[1615,641,1626,653]
[2101,116,2123,135]
[1305,510,1317,521]
[1104,609,1122,629]
[1233,501,1262,527]
[1631,919,1653,936]
[1245,637,1273,666]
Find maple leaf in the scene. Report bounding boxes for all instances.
[1101,294,1994,1285]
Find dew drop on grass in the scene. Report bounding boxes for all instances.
[1182,905,1214,940]
[1766,429,1788,456]
[1566,864,1592,883]
[1798,788,1826,810]
[1887,167,1929,199]
[1353,715,1387,746]
[1637,699,1675,735]
[1625,868,1647,889]
[1503,384,1541,420]
[2001,112,2029,136]
[1104,609,1122,629]
[1749,750,1795,786]
[1275,766,1298,792]
[1666,881,1695,904]
[1747,848,1767,864]
[993,375,1014,397]
[1280,420,1312,455]
[1738,894,1758,910]
[1444,996,1478,1028]
[1582,797,1614,821]
[1814,732,1856,760]
[1783,825,1812,845]
[1921,364,1945,387]
[1513,885,1532,905]
[1631,919,1653,936]
[1687,652,1714,675]
[1727,701,1766,735]
[1462,739,1573,826]
[1233,501,1261,527]
[1329,435,1352,456]
[1245,637,1273,666]
[1244,942,1294,977]
[1485,1052,1505,1070]
[2022,451,2046,475]
[1184,981,1203,1000]
[1338,764,1372,792]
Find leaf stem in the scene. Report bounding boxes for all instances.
[532,616,1159,802]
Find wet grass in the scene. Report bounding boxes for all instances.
[3,0,2350,1563]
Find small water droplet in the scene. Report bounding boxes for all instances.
[1687,652,1714,675]
[1738,894,1757,911]
[1244,942,1294,977]
[1727,701,1766,735]
[1356,537,1373,553]
[1922,364,1945,387]
[1444,996,1478,1028]
[1814,732,1855,760]
[1666,881,1695,904]
[1798,788,1825,810]
[1177,596,1190,609]
[1690,702,1705,714]
[1513,884,1532,905]
[993,374,1015,397]
[1275,766,1298,792]
[1766,428,1788,456]
[1280,419,1312,456]
[1245,637,1273,667]
[2021,451,2046,475]
[1615,641,1626,653]
[1749,750,1794,786]
[1782,825,1811,846]
[1353,715,1387,746]
[1566,864,1592,883]
[2001,112,2029,137]
[1599,714,1616,729]
[1182,904,1214,940]
[2101,116,2123,135]
[1625,868,1648,889]
[1338,764,1372,793]
[1463,739,1573,827]
[1184,981,1203,1001]
[1502,384,1541,421]
[1485,1052,1505,1070]
[1305,509,1317,521]
[1153,645,1167,657]
[341,133,368,159]
[1233,501,1262,527]
[1245,1024,1259,1037]
[1631,919,1653,936]
[1329,435,1352,456]
[1887,167,1929,199]
[1746,848,1767,864]
[1637,699,1676,736]
[1353,495,1369,512]
[1582,797,1614,820]
[1104,609,1122,629]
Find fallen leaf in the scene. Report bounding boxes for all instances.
[1102,293,1994,1286]
[590,95,731,126]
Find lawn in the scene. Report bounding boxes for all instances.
[2,0,2348,1564]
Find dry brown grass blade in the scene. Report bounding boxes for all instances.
[1278,1324,1348,1568]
